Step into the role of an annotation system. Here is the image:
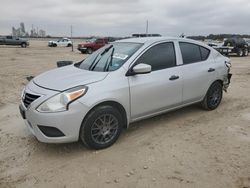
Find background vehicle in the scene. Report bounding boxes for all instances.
[20,37,231,149]
[0,36,29,48]
[210,37,249,57]
[48,38,72,47]
[77,38,108,54]
[132,33,162,37]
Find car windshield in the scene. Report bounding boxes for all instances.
[77,42,142,72]
[86,38,96,43]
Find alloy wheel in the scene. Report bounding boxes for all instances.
[91,114,119,145]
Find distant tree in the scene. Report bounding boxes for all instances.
[188,34,250,41]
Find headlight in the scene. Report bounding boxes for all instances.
[37,86,88,113]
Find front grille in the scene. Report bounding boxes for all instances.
[23,93,40,108]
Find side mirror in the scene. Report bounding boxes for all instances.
[57,61,73,67]
[126,63,151,76]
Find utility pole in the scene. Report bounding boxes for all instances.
[146,20,148,35]
[70,25,73,52]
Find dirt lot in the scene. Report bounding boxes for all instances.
[0,40,250,188]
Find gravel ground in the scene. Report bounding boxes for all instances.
[0,40,250,188]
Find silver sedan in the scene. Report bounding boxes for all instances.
[19,37,232,149]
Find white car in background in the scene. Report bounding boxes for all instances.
[48,38,72,47]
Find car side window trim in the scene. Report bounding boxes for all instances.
[179,42,211,65]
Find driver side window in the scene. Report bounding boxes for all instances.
[135,42,176,71]
[96,40,102,44]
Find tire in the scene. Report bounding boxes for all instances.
[80,105,123,149]
[243,49,249,56]
[53,43,57,47]
[224,41,234,47]
[21,43,27,48]
[237,49,243,57]
[67,43,72,47]
[201,81,223,110]
[87,48,93,54]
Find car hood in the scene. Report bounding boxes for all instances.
[33,65,109,91]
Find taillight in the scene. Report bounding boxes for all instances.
[225,60,231,73]
[225,61,231,68]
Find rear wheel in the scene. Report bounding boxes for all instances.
[87,48,93,54]
[67,43,72,47]
[243,49,249,56]
[237,49,243,57]
[201,81,223,110]
[21,43,27,48]
[80,105,123,149]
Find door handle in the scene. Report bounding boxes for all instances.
[208,68,215,72]
[169,75,179,81]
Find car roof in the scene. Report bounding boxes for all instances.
[116,36,211,48]
[116,37,179,43]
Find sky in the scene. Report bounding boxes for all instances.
[0,0,250,37]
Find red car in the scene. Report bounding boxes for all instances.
[77,38,108,54]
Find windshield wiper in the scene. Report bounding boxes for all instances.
[101,45,113,55]
[89,45,113,71]
[104,48,115,71]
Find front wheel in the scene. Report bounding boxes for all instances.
[87,48,93,54]
[201,81,223,110]
[80,106,123,149]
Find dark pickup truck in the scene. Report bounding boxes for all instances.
[210,37,249,57]
[0,36,29,48]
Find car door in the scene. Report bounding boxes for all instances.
[128,42,183,120]
[5,36,13,45]
[63,39,69,47]
[95,39,105,50]
[58,39,64,46]
[178,42,216,104]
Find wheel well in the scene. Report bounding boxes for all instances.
[205,80,223,95]
[85,101,128,129]
[215,79,223,86]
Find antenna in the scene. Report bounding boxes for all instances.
[70,25,73,52]
[146,20,148,35]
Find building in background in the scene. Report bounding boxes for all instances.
[38,29,46,37]
[12,22,28,37]
[11,22,47,37]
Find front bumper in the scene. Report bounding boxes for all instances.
[19,82,90,143]
[77,47,87,52]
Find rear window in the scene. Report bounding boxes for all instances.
[179,42,210,64]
